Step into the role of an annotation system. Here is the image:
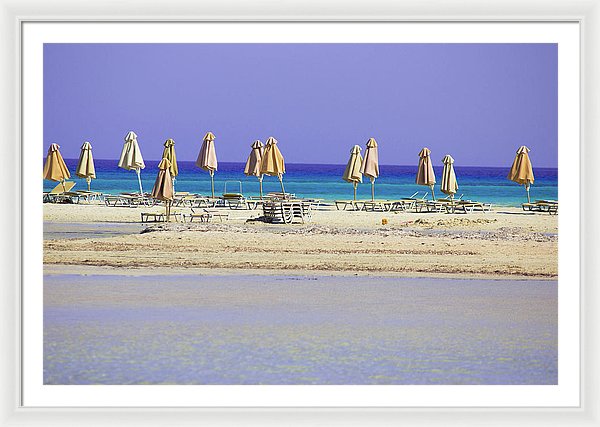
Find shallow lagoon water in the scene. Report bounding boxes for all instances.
[44,274,557,385]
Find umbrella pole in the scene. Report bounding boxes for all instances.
[353,181,357,201]
[430,185,436,201]
[259,175,263,199]
[210,171,215,198]
[86,177,91,192]
[526,183,531,203]
[370,177,375,201]
[279,175,285,194]
[60,179,66,193]
[136,169,143,195]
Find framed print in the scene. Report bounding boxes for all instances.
[1,0,599,426]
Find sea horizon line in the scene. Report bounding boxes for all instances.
[61,158,559,170]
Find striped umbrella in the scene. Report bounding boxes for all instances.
[196,132,218,197]
[416,147,436,200]
[43,143,70,192]
[360,138,379,201]
[118,131,145,194]
[260,136,286,194]
[75,141,96,191]
[342,145,363,201]
[507,146,535,203]
[244,140,264,198]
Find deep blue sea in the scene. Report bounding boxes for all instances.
[45,159,558,207]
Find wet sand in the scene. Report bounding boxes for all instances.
[44,272,557,385]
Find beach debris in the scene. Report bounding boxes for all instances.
[381,218,388,225]
[136,221,556,242]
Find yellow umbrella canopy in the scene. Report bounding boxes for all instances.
[43,143,71,191]
[76,141,96,191]
[196,131,218,197]
[342,145,363,201]
[244,140,264,198]
[260,136,286,193]
[151,158,175,221]
[359,138,379,201]
[118,131,145,194]
[162,139,178,177]
[440,154,458,198]
[416,147,436,200]
[507,145,535,203]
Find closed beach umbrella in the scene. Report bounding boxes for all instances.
[416,147,436,200]
[244,140,264,198]
[260,136,286,194]
[118,131,145,194]
[43,143,71,192]
[162,139,178,178]
[162,138,178,192]
[196,131,218,197]
[342,145,363,201]
[75,141,96,191]
[507,145,535,203]
[440,154,458,199]
[360,138,379,201]
[151,158,175,221]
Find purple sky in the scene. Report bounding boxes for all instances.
[44,43,557,167]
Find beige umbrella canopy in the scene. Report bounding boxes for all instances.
[43,143,71,191]
[440,154,458,199]
[162,139,178,177]
[196,131,218,197]
[76,141,96,191]
[416,147,436,200]
[507,145,535,203]
[244,140,264,198]
[118,131,145,194]
[151,158,175,221]
[359,138,379,201]
[342,145,363,201]
[260,136,286,193]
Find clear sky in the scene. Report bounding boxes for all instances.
[44,43,558,167]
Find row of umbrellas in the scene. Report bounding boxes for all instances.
[343,140,535,202]
[43,133,536,203]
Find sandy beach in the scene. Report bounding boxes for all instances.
[43,203,557,279]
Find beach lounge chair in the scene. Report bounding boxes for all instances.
[220,181,249,209]
[74,190,103,203]
[447,200,492,214]
[262,200,312,224]
[43,181,76,203]
[385,192,427,212]
[362,200,390,212]
[266,192,296,201]
[140,211,184,223]
[522,200,558,214]
[185,208,230,223]
[334,200,364,211]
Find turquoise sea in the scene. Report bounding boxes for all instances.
[45,159,558,207]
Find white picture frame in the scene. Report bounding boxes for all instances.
[2,0,599,425]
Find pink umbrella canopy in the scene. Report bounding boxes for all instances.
[244,140,264,198]
[151,158,175,221]
[196,131,218,197]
